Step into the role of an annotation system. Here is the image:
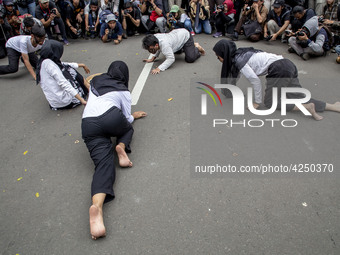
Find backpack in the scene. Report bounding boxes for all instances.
[99,9,113,24]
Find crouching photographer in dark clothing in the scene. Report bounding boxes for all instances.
[121,2,141,37]
[288,16,331,60]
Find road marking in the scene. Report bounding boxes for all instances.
[131,54,154,105]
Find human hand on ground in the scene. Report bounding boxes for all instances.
[151,68,160,74]
[132,111,147,119]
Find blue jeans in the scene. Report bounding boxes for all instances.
[336,45,340,55]
[184,19,193,32]
[194,19,211,34]
[17,2,36,17]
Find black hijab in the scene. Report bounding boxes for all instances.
[91,61,129,97]
[213,39,262,84]
[36,40,64,84]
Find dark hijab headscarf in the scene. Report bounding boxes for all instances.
[91,61,129,97]
[213,39,263,80]
[36,40,64,84]
[213,40,262,96]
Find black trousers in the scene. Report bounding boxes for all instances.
[183,34,201,63]
[46,17,68,40]
[215,14,234,35]
[265,59,326,112]
[82,106,134,203]
[0,48,38,75]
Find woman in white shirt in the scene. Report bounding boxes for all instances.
[36,40,90,110]
[81,61,147,240]
[213,39,340,120]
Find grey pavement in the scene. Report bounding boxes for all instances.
[0,34,339,255]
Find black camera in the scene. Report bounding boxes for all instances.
[297,29,307,36]
[124,9,131,14]
[168,13,173,18]
[318,16,324,23]
[217,5,224,10]
[51,9,57,15]
[89,25,95,31]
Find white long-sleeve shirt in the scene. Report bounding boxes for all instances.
[82,89,134,123]
[152,28,190,71]
[39,59,80,108]
[239,52,283,104]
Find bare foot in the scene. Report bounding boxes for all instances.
[89,205,106,240]
[194,43,205,56]
[304,103,324,121]
[116,144,133,167]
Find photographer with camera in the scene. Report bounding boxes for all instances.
[121,1,141,37]
[0,7,12,58]
[65,0,85,39]
[140,0,167,33]
[213,0,236,38]
[263,0,291,42]
[3,0,21,36]
[290,5,316,32]
[228,0,268,41]
[84,0,99,38]
[288,16,331,60]
[35,0,69,45]
[166,5,194,34]
[100,13,123,43]
[0,24,45,80]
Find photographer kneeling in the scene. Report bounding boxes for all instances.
[121,1,141,37]
[288,16,331,60]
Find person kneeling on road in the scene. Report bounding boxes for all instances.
[142,28,205,74]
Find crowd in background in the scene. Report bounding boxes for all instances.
[0,0,340,62]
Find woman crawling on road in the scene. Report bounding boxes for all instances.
[213,39,340,120]
[81,61,147,240]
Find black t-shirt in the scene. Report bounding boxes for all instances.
[35,2,58,21]
[267,7,291,27]
[66,0,85,22]
[129,7,141,20]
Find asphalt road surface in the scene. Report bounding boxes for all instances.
[0,34,339,255]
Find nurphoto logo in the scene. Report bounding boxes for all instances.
[197,83,312,128]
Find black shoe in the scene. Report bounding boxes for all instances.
[226,32,238,41]
[288,47,295,53]
[122,34,127,39]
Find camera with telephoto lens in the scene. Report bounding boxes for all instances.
[217,5,224,10]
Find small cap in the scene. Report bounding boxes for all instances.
[106,14,117,23]
[39,0,49,4]
[4,0,15,6]
[272,0,285,8]
[170,5,179,13]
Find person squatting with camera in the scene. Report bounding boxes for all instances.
[35,0,69,45]
[84,0,100,39]
[189,0,212,34]
[166,4,194,35]
[121,1,141,37]
[263,0,291,42]
[227,0,268,42]
[65,0,85,39]
[140,0,167,33]
[212,0,236,38]
[287,16,331,60]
